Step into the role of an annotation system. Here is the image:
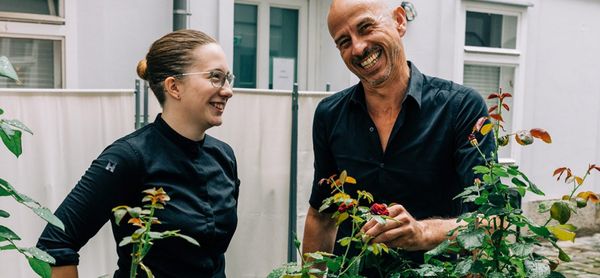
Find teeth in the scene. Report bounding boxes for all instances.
[360,50,381,69]
[210,103,225,110]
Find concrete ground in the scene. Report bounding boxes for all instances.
[537,233,600,278]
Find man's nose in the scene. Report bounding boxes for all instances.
[351,37,368,58]
[220,86,233,99]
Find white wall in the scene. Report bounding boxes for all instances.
[72,0,172,89]
[520,0,600,199]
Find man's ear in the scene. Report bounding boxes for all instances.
[164,76,182,100]
[393,6,407,37]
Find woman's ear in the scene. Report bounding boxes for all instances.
[164,76,182,100]
[393,6,407,37]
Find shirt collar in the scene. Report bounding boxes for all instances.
[350,61,423,109]
[154,114,205,156]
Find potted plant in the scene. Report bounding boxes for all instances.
[0,56,65,278]
[411,90,600,277]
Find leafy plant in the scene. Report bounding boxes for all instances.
[0,56,65,278]
[112,187,200,278]
[414,89,600,277]
[269,171,410,278]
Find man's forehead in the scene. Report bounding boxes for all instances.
[328,0,387,36]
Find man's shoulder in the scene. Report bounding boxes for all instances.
[422,74,482,103]
[315,84,357,114]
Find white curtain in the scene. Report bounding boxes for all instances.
[0,90,133,277]
[1,88,329,278]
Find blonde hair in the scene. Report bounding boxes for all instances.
[137,29,217,105]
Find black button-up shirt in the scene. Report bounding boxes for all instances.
[309,62,494,263]
[38,114,240,278]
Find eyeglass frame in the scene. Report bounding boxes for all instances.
[174,70,235,88]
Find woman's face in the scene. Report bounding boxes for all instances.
[177,43,233,131]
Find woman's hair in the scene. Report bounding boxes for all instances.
[136,29,217,105]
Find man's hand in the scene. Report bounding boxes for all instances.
[361,204,460,251]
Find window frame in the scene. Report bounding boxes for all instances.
[0,0,65,25]
[456,1,530,163]
[232,0,308,90]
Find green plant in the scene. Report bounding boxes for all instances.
[0,56,65,278]
[269,171,410,278]
[414,90,599,277]
[112,187,200,278]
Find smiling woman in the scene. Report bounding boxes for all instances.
[36,29,240,278]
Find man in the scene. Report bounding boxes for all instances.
[302,0,494,274]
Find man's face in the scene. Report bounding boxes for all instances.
[328,0,406,88]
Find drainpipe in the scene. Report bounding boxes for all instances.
[173,0,190,31]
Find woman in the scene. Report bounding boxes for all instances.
[37,29,240,278]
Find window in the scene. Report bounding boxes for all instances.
[233,4,258,88]
[0,0,63,24]
[459,1,530,161]
[0,0,65,88]
[233,0,307,90]
[0,37,62,88]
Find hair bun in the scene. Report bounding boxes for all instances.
[136,59,148,80]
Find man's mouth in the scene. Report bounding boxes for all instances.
[210,102,225,111]
[359,49,382,69]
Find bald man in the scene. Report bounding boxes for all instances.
[303,0,494,275]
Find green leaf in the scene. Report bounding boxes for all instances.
[176,233,200,246]
[0,128,22,157]
[32,207,64,231]
[492,167,509,177]
[293,233,301,251]
[550,201,571,224]
[336,212,349,225]
[511,177,527,187]
[527,224,550,237]
[3,119,33,135]
[113,208,128,225]
[524,259,551,278]
[0,56,20,82]
[27,257,52,278]
[0,225,21,240]
[511,242,534,257]
[372,215,386,225]
[454,259,473,276]
[118,236,133,247]
[0,243,17,250]
[139,262,154,278]
[473,165,491,174]
[424,240,449,262]
[0,209,9,218]
[457,230,485,251]
[528,182,545,196]
[558,248,571,262]
[548,225,576,242]
[338,237,352,247]
[25,247,56,264]
[548,271,567,278]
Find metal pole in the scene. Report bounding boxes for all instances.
[288,83,299,262]
[135,79,141,129]
[173,0,190,31]
[325,82,331,92]
[143,81,149,126]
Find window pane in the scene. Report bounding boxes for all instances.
[0,0,59,16]
[0,37,62,88]
[233,4,258,89]
[464,64,515,158]
[465,11,517,49]
[269,7,298,89]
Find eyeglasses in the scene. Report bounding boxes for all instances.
[175,70,235,88]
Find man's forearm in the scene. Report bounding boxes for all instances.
[420,218,463,250]
[52,265,78,278]
[302,207,337,255]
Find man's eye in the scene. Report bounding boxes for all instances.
[338,39,350,48]
[210,72,225,81]
[359,23,372,33]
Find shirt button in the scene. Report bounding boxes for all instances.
[379,163,385,168]
[369,127,375,132]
